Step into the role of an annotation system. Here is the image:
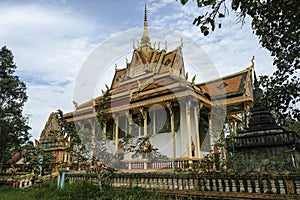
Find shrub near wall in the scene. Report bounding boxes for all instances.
[0,180,100,200]
[0,180,168,200]
[0,181,58,200]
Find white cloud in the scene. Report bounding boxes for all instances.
[0,3,100,139]
[148,1,274,77]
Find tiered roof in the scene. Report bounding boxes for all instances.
[65,5,254,121]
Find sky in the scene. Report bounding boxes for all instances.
[0,0,276,140]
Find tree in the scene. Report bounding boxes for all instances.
[180,0,300,124]
[56,109,81,152]
[22,141,40,173]
[0,46,31,171]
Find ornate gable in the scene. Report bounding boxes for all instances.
[39,112,62,143]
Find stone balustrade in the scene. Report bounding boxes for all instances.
[65,172,300,199]
[0,172,57,189]
[11,173,35,189]
[122,159,199,170]
[0,172,35,188]
[123,160,174,170]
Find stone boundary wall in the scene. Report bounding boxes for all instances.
[65,172,300,199]
[0,172,56,189]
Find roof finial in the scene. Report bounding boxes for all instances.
[180,37,183,48]
[141,4,151,48]
[253,69,258,88]
[250,56,255,68]
[144,3,147,24]
[253,69,263,104]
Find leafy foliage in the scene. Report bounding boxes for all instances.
[62,180,101,200]
[0,46,31,170]
[258,75,300,125]
[55,109,81,151]
[22,141,40,173]
[123,135,168,161]
[285,117,300,135]
[41,151,52,175]
[180,0,300,123]
[0,181,169,200]
[96,87,111,129]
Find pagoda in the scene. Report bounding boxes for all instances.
[232,74,300,172]
[43,5,255,171]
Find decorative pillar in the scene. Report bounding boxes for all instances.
[233,119,237,136]
[113,114,119,152]
[64,152,67,163]
[126,111,133,170]
[103,123,107,140]
[228,119,233,136]
[194,102,203,158]
[166,102,176,159]
[208,110,214,151]
[153,110,156,135]
[228,118,237,137]
[186,98,192,159]
[144,111,147,137]
[139,107,148,169]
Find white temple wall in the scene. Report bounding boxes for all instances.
[190,107,197,156]
[179,104,189,157]
[151,132,172,157]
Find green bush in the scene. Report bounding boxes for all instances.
[60,180,100,200]
[0,182,58,200]
[99,187,171,200]
[0,181,170,200]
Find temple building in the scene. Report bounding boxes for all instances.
[36,112,72,173]
[42,6,254,171]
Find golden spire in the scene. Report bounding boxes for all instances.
[140,4,151,48]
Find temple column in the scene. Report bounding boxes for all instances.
[228,118,237,137]
[228,118,233,137]
[194,102,203,158]
[233,119,237,136]
[186,98,192,159]
[153,110,156,135]
[126,111,133,170]
[113,114,119,152]
[103,123,107,140]
[208,110,214,151]
[139,107,148,169]
[166,102,176,159]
